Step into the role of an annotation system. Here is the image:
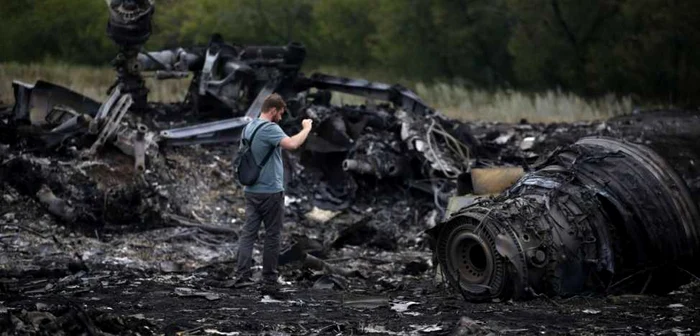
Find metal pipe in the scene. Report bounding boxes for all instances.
[134,123,147,172]
[342,159,373,175]
[137,49,202,72]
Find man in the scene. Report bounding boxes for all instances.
[233,93,312,297]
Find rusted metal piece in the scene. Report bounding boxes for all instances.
[469,167,525,195]
[429,136,700,302]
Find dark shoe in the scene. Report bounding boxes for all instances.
[260,283,291,301]
[224,276,255,288]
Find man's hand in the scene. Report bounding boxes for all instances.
[280,119,314,150]
[302,119,313,130]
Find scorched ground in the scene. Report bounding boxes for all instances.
[1,104,700,335]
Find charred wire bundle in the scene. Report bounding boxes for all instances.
[429,137,700,301]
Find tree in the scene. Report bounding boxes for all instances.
[507,0,622,95]
[0,0,112,64]
[310,0,376,67]
[597,0,700,104]
[430,0,514,87]
[368,0,444,81]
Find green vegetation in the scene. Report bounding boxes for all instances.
[1,0,698,116]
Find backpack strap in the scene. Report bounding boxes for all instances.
[247,121,277,168]
[259,143,276,167]
[247,121,268,144]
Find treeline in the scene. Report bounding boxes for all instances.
[1,0,699,105]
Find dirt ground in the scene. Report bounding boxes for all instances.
[2,107,700,335]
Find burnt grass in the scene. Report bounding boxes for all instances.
[1,107,700,335]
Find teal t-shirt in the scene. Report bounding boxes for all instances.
[241,119,288,193]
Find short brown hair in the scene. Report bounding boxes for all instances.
[261,93,286,113]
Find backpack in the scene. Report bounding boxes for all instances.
[234,121,276,186]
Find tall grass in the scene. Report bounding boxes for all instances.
[0,62,191,104]
[0,62,633,123]
[415,83,633,123]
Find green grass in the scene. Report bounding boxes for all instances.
[1,62,633,123]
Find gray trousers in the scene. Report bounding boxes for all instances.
[235,191,284,284]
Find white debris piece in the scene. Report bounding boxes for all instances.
[362,325,401,335]
[582,309,601,315]
[390,301,419,313]
[495,130,515,145]
[305,207,340,223]
[667,303,685,309]
[284,196,301,206]
[259,295,301,305]
[520,136,536,150]
[204,330,241,336]
[410,324,443,333]
[260,295,283,304]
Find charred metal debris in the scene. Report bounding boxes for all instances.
[1,0,700,307]
[0,0,469,214]
[428,137,700,302]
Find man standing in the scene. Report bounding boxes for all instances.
[233,93,312,297]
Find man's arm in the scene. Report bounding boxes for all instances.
[280,119,312,150]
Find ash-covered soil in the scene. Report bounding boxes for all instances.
[3,263,699,335]
[2,107,700,335]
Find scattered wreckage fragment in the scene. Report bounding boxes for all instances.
[428,136,700,302]
[4,81,159,172]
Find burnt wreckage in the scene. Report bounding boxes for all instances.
[1,0,699,304]
[429,137,700,301]
[5,0,449,207]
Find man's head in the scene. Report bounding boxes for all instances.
[260,93,287,123]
